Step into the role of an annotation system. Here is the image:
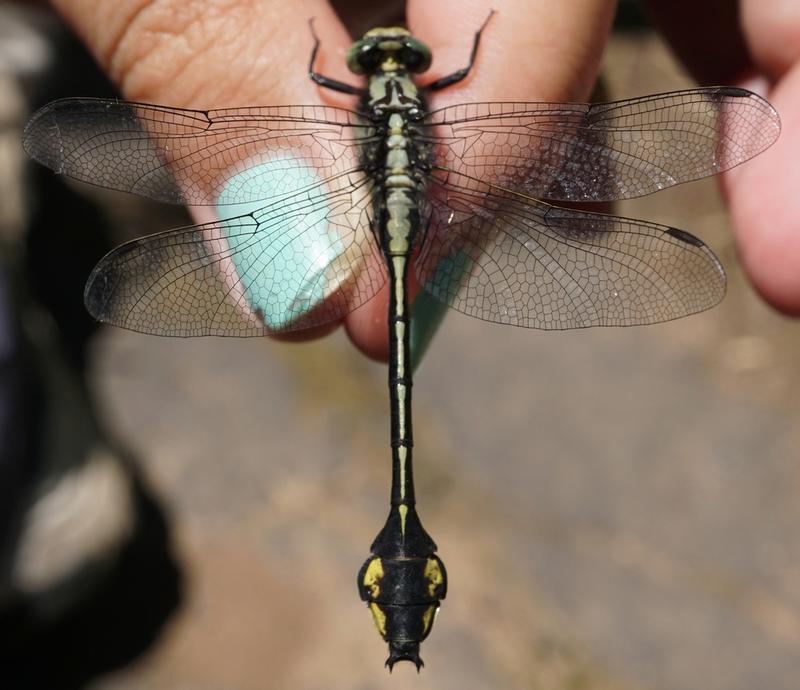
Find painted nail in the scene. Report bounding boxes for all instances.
[410,249,471,371]
[216,157,344,330]
[409,288,448,372]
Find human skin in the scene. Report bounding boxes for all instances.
[646,0,800,319]
[45,0,799,360]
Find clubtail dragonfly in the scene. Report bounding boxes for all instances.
[23,14,780,670]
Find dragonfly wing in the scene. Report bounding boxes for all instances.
[423,87,780,201]
[23,98,376,206]
[85,172,385,336]
[415,170,725,329]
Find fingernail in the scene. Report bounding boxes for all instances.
[410,288,448,371]
[216,157,343,330]
[410,248,473,370]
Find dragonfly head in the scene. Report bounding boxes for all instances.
[347,27,432,76]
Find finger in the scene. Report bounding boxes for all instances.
[740,0,800,82]
[346,0,618,361]
[723,0,800,314]
[646,0,800,315]
[408,0,617,104]
[47,1,382,347]
[721,69,800,316]
[48,0,355,108]
[344,262,425,363]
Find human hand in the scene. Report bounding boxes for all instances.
[647,0,800,317]
[45,0,618,360]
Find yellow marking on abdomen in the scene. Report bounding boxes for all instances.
[421,605,436,635]
[395,321,406,377]
[398,503,408,536]
[397,382,407,438]
[369,603,388,637]
[363,557,384,597]
[424,558,444,597]
[398,445,407,500]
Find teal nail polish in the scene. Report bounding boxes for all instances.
[410,249,472,371]
[216,157,344,330]
[410,288,448,372]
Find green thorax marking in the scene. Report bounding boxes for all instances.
[367,72,423,114]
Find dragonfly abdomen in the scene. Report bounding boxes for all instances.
[358,547,447,670]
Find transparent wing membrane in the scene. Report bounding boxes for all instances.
[22,98,376,206]
[416,170,726,329]
[85,173,384,336]
[24,98,384,335]
[22,87,779,335]
[423,88,780,201]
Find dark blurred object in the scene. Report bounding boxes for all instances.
[24,164,112,369]
[1,6,182,688]
[332,0,404,37]
[614,0,651,31]
[642,0,751,84]
[0,305,182,688]
[19,7,119,369]
[330,0,652,40]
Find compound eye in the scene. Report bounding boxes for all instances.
[401,38,432,73]
[347,42,382,74]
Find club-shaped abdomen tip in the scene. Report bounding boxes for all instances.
[386,640,423,671]
[358,552,446,671]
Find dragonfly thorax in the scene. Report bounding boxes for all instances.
[367,74,423,117]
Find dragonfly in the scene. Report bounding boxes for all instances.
[23,13,780,671]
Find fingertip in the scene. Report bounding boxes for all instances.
[344,275,427,363]
[723,65,800,316]
[345,285,390,362]
[739,247,800,318]
[729,185,800,316]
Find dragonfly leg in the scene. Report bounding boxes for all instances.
[307,18,366,95]
[422,9,494,92]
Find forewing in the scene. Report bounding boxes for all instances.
[415,170,725,329]
[423,87,780,201]
[22,97,376,205]
[85,172,385,336]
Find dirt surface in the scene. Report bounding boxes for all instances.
[6,19,800,690]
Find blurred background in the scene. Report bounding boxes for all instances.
[1,1,799,689]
